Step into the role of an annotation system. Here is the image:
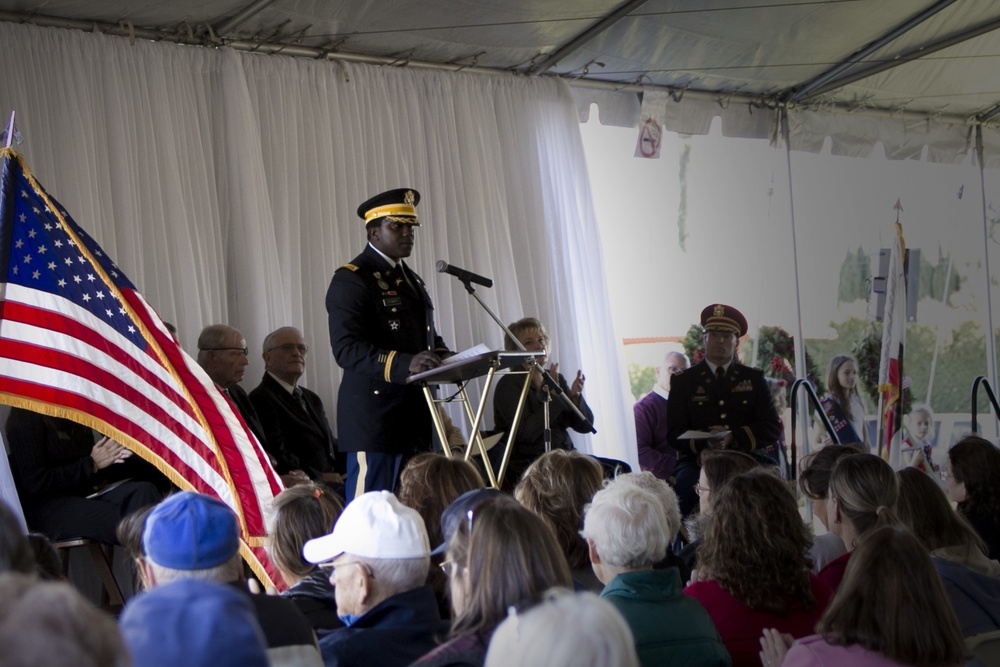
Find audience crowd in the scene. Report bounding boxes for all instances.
[2,303,1000,666]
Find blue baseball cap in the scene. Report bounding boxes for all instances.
[143,492,240,570]
[431,487,504,556]
[120,579,268,667]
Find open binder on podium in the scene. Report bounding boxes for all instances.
[408,346,544,488]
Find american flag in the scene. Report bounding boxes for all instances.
[0,148,283,588]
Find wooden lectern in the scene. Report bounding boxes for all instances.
[408,350,542,488]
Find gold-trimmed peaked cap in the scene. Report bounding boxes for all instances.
[358,188,421,226]
[701,303,748,337]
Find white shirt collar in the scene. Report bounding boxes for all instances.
[368,242,398,268]
[267,371,298,395]
[652,383,669,400]
[705,359,732,375]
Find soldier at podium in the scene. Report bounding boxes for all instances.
[326,188,452,499]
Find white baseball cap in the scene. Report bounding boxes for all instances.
[303,490,430,563]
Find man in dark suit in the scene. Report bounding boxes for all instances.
[249,326,342,483]
[666,304,782,517]
[326,188,451,499]
[196,324,308,487]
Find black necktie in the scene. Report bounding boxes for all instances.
[716,366,726,381]
[293,387,309,414]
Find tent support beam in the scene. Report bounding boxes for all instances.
[3,10,1000,132]
[800,15,1000,101]
[213,0,279,37]
[527,0,650,76]
[786,0,957,104]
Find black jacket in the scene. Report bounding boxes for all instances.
[250,373,336,477]
[326,245,449,455]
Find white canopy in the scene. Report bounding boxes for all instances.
[3,0,1000,160]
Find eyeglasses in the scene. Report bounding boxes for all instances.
[439,560,460,577]
[318,560,374,579]
[694,484,710,497]
[267,343,309,354]
[202,346,249,356]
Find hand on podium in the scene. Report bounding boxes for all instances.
[409,350,443,375]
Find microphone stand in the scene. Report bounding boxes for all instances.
[453,277,596,435]
[542,387,552,452]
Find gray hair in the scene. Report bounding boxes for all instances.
[148,553,243,587]
[196,324,239,365]
[355,555,429,599]
[261,326,302,354]
[484,588,639,667]
[581,480,670,569]
[609,472,682,540]
[0,572,130,667]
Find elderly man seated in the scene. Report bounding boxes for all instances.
[138,492,321,667]
[304,490,448,667]
[581,473,731,667]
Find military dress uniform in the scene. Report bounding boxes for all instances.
[326,189,450,498]
[666,304,782,517]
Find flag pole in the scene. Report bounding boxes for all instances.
[781,109,811,480]
[3,112,14,149]
[976,126,999,437]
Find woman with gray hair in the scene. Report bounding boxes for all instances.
[484,589,639,667]
[581,474,731,666]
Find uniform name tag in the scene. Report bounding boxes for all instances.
[382,297,403,307]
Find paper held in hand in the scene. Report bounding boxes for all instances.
[678,430,731,440]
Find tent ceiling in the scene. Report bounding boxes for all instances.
[3,0,1000,125]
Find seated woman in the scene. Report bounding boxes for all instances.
[491,317,593,485]
[944,436,1000,560]
[515,450,605,592]
[6,407,163,545]
[412,499,573,667]
[797,443,864,573]
[398,453,485,552]
[684,469,832,666]
[761,526,969,667]
[398,452,484,618]
[484,589,639,667]
[680,449,760,577]
[581,475,731,666]
[268,482,344,631]
[817,453,898,592]
[896,467,1000,638]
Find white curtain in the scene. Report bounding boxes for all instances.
[0,22,637,468]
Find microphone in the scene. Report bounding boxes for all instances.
[436,260,493,288]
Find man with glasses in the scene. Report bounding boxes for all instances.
[197,324,269,455]
[303,490,448,667]
[634,350,690,484]
[666,304,781,517]
[250,326,342,485]
[326,188,452,499]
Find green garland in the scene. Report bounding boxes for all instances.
[754,325,825,400]
[681,324,824,401]
[854,324,911,415]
